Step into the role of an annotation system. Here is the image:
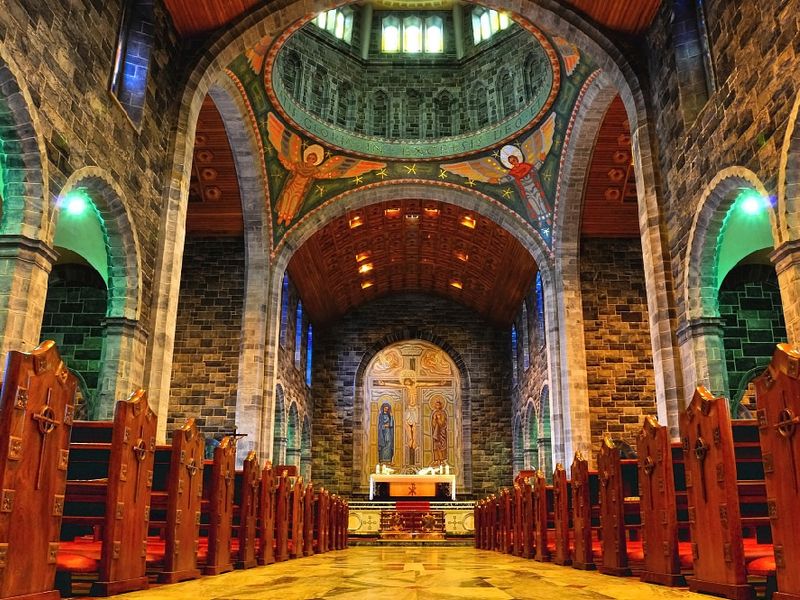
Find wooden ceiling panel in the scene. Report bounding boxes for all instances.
[563,0,661,35]
[580,94,640,238]
[288,199,537,326]
[187,96,244,237]
[165,0,661,38]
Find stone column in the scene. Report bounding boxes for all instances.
[523,448,537,470]
[96,317,149,419]
[0,236,58,368]
[677,316,728,405]
[771,240,800,343]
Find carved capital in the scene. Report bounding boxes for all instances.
[676,317,725,344]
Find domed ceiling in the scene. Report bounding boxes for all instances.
[227,2,601,252]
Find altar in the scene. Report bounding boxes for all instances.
[369,473,457,500]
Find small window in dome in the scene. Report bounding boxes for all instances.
[382,16,401,52]
[425,16,443,53]
[472,6,512,44]
[313,7,353,43]
[403,16,423,53]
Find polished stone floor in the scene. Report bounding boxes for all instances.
[110,547,713,599]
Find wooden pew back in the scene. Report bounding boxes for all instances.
[681,386,750,598]
[303,483,314,557]
[160,419,204,583]
[755,343,800,599]
[571,452,597,570]
[553,464,571,566]
[257,462,275,566]
[533,471,551,562]
[289,477,304,558]
[235,451,260,569]
[204,437,235,575]
[274,471,290,561]
[637,416,684,586]
[0,341,76,599]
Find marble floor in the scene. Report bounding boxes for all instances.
[105,547,716,600]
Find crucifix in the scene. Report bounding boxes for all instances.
[131,425,148,502]
[32,387,60,490]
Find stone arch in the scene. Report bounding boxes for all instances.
[350,329,472,494]
[300,413,312,481]
[0,46,49,239]
[149,0,680,469]
[684,167,775,321]
[287,401,300,467]
[272,383,287,464]
[538,384,552,475]
[513,413,524,475]
[51,167,142,321]
[778,87,800,243]
[680,167,775,402]
[524,399,538,469]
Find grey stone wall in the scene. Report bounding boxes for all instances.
[644,1,797,317]
[40,263,107,417]
[719,263,786,407]
[311,292,512,497]
[0,0,184,327]
[168,237,244,437]
[580,238,657,449]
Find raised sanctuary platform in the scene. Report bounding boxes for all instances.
[348,500,475,539]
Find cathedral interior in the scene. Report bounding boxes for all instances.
[0,0,798,598]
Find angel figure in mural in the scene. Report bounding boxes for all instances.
[441,112,556,227]
[267,112,386,225]
[377,402,395,464]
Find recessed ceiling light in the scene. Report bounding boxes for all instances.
[449,279,463,290]
[460,215,476,229]
[361,280,374,289]
[358,262,374,274]
[384,208,401,218]
[424,207,440,218]
[355,251,371,263]
[454,251,469,262]
[349,215,363,228]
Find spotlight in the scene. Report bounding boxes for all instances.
[64,193,88,216]
[738,190,767,215]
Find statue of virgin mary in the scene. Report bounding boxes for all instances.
[377,402,395,463]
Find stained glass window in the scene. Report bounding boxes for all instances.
[313,7,353,43]
[471,7,511,45]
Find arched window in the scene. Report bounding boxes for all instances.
[110,0,155,125]
[524,52,545,101]
[513,415,524,476]
[521,303,530,371]
[287,403,300,467]
[511,324,518,387]
[279,273,290,347]
[405,89,421,138]
[435,91,453,137]
[525,402,538,469]
[336,83,354,128]
[470,83,488,129]
[314,7,353,43]
[280,51,301,98]
[471,7,511,45]
[381,16,401,53]
[403,16,423,53]
[424,16,444,53]
[371,90,389,136]
[305,323,313,386]
[273,384,286,464]
[309,67,329,118]
[535,272,545,347]
[294,300,304,369]
[538,386,552,476]
[499,70,516,117]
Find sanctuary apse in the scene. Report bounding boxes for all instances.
[0,0,798,598]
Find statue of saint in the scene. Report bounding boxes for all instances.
[431,399,448,465]
[377,403,394,463]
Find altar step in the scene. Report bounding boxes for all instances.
[349,538,474,547]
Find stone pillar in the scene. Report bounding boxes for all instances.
[677,316,728,405]
[96,317,149,419]
[0,236,58,368]
[771,240,800,343]
[286,447,300,468]
[524,448,537,470]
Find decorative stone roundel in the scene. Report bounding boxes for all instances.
[264,6,561,160]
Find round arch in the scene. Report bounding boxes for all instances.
[51,167,142,321]
[147,0,676,464]
[272,383,287,464]
[287,401,300,467]
[513,413,524,475]
[300,414,312,481]
[524,398,538,470]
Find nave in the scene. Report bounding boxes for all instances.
[103,547,711,600]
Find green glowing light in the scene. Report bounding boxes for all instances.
[737,190,768,215]
[64,192,88,216]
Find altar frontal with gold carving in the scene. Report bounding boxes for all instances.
[361,341,462,490]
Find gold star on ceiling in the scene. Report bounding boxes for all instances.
[316,185,326,196]
[502,188,513,198]
[438,169,448,180]
[404,164,417,175]
[353,175,364,185]
[466,178,476,187]
[376,168,388,179]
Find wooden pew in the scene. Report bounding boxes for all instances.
[754,344,800,600]
[571,452,599,570]
[597,435,642,577]
[552,464,572,566]
[474,499,482,549]
[681,386,772,600]
[488,494,498,551]
[58,389,156,596]
[289,477,304,558]
[257,462,276,566]
[314,488,329,554]
[637,415,689,587]
[499,488,512,554]
[512,483,523,557]
[233,451,259,569]
[0,341,76,600]
[532,471,553,562]
[519,477,534,559]
[274,471,290,562]
[157,419,204,583]
[303,483,315,557]
[203,437,235,576]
